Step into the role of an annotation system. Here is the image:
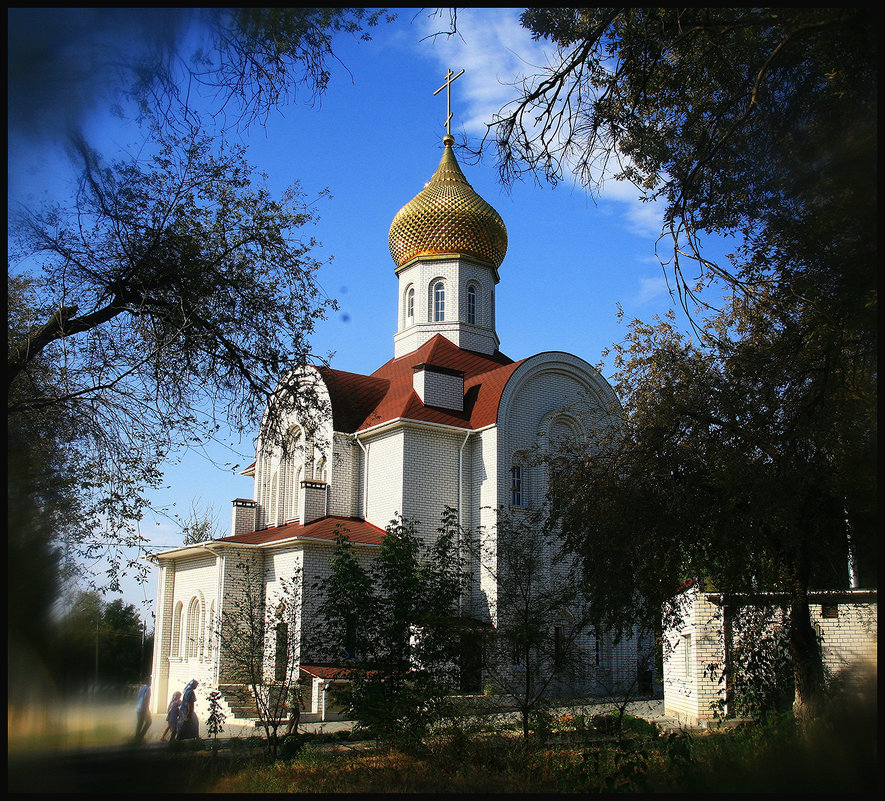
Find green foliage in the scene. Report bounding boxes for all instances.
[705,606,796,720]
[210,699,875,793]
[314,510,465,744]
[501,9,875,312]
[8,128,335,590]
[181,500,221,545]
[207,689,227,738]
[50,591,150,690]
[618,714,659,739]
[8,373,67,690]
[548,270,874,718]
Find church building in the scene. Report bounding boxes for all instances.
[148,120,640,719]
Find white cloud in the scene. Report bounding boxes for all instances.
[413,8,556,137]
[635,276,669,305]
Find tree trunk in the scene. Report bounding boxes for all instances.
[788,581,825,728]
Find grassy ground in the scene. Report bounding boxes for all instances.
[211,707,877,794]
[8,698,876,793]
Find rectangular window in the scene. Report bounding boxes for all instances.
[275,622,288,681]
[683,633,693,679]
[554,625,563,672]
[821,603,839,619]
[510,465,522,506]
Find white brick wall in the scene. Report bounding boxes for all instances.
[157,552,222,720]
[393,256,499,357]
[664,589,879,725]
[363,428,405,528]
[663,590,724,724]
[230,500,257,537]
[400,425,462,541]
[329,433,361,518]
[413,367,464,411]
[812,594,877,680]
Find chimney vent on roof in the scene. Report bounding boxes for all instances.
[412,363,464,411]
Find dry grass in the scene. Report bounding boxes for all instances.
[212,742,581,794]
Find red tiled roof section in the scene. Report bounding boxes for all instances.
[300,664,354,680]
[316,368,390,432]
[319,335,524,433]
[216,516,385,546]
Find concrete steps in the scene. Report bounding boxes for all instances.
[216,684,260,722]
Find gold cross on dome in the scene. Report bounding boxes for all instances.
[433,68,465,136]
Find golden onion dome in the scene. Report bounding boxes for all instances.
[389,135,508,269]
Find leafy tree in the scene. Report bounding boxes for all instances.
[215,560,302,758]
[490,6,876,727]
[51,591,150,691]
[495,8,875,316]
[547,281,876,724]
[7,7,395,601]
[313,511,464,745]
[8,365,68,697]
[181,500,222,545]
[469,507,599,740]
[8,128,335,589]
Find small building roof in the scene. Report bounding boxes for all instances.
[216,515,386,547]
[299,664,355,681]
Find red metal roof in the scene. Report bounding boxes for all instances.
[318,334,524,433]
[216,515,386,546]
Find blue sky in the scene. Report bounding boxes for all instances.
[9,9,730,620]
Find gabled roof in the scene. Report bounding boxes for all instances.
[215,515,385,546]
[318,334,525,433]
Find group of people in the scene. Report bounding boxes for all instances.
[133,677,200,742]
[135,677,305,743]
[161,679,200,741]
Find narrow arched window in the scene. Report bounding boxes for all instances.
[282,427,302,523]
[206,601,215,659]
[185,596,202,660]
[510,464,524,506]
[269,470,279,526]
[433,282,445,322]
[467,284,477,325]
[171,601,183,658]
[406,286,415,326]
[292,465,302,520]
